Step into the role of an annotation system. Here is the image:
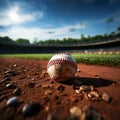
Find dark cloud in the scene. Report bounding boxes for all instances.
[106,17,114,23]
[69,28,76,32]
[47,31,55,34]
[0,25,4,29]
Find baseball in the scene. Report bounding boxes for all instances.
[47,53,77,81]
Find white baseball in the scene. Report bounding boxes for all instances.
[47,53,77,81]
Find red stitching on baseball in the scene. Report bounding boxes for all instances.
[47,59,77,69]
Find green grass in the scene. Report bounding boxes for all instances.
[73,54,120,66]
[0,54,54,60]
[0,53,120,66]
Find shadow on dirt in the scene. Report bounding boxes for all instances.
[61,77,116,88]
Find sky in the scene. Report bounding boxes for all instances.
[0,0,120,43]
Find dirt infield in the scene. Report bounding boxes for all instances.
[0,58,120,120]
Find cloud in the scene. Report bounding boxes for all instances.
[69,28,76,32]
[0,26,44,41]
[47,31,55,34]
[0,22,85,42]
[33,11,44,19]
[0,5,44,26]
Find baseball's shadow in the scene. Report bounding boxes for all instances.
[60,77,116,88]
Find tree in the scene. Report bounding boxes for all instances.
[16,38,30,45]
[0,36,15,44]
[116,26,120,37]
[79,22,84,35]
[117,27,120,33]
[80,34,85,39]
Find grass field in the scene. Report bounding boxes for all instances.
[0,53,120,66]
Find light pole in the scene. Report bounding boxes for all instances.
[106,18,114,35]
[80,22,84,35]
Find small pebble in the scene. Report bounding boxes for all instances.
[23,69,28,72]
[70,106,82,117]
[92,91,100,97]
[22,104,31,116]
[87,93,94,98]
[3,74,10,78]
[102,93,112,102]
[6,97,18,107]
[6,83,16,89]
[75,85,90,94]
[77,69,80,72]
[44,106,49,111]
[0,77,11,83]
[5,70,12,74]
[80,85,90,92]
[13,64,17,67]
[5,69,16,76]
[75,89,81,94]
[22,102,42,117]
[90,86,95,91]
[57,85,65,91]
[13,88,22,96]
[4,77,11,81]
[88,91,100,98]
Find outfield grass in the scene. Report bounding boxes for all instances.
[0,54,54,60]
[0,53,120,66]
[73,54,120,66]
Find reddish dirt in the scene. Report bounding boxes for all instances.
[0,57,120,120]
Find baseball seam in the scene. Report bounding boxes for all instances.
[47,59,77,70]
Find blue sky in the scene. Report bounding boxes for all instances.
[0,0,120,43]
